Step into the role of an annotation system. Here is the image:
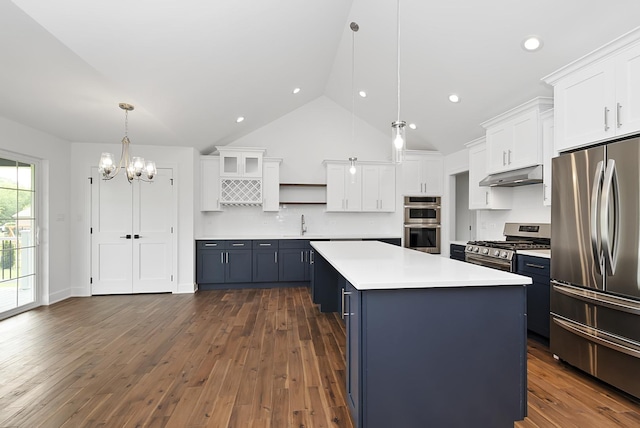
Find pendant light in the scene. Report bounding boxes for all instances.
[392,0,406,163]
[348,21,359,180]
[98,103,157,182]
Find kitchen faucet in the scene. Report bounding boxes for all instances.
[301,214,307,236]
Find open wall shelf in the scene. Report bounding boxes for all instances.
[279,183,327,205]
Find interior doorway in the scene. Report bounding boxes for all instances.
[454,171,474,241]
[90,167,176,294]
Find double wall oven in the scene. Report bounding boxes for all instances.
[403,196,441,254]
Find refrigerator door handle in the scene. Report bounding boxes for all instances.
[552,316,640,359]
[590,160,604,274]
[601,159,620,276]
[551,281,640,316]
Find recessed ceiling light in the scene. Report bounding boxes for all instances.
[359,91,367,98]
[522,36,543,52]
[293,87,301,94]
[449,94,460,103]
[409,123,417,130]
[236,116,245,123]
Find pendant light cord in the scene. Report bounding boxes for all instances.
[396,0,401,123]
[351,25,356,152]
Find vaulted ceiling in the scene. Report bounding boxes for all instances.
[3,0,640,156]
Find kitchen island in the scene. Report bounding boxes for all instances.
[310,240,531,428]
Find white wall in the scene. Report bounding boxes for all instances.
[69,143,197,295]
[0,116,71,305]
[197,96,404,238]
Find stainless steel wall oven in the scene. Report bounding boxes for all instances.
[403,196,441,253]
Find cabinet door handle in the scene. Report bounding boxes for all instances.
[275,252,278,263]
[221,252,224,264]
[120,234,132,239]
[310,250,314,264]
[379,199,382,210]
[341,288,352,319]
[617,103,622,128]
[226,252,229,263]
[604,106,610,131]
[346,199,349,210]
[301,251,304,262]
[508,150,512,165]
[525,263,546,269]
[503,151,506,166]
[485,191,489,205]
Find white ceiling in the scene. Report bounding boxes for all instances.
[3,0,640,156]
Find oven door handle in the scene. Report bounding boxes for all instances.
[404,224,441,229]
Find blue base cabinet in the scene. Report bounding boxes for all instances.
[278,240,312,282]
[517,254,551,339]
[252,240,279,282]
[343,282,527,428]
[450,243,466,261]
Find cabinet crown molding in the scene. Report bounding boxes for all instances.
[214,146,266,154]
[464,136,486,148]
[481,97,553,129]
[322,159,396,166]
[542,25,640,85]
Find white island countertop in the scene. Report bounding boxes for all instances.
[310,241,532,291]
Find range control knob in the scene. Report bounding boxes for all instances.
[466,245,473,251]
[481,248,489,255]
[474,247,480,253]
[493,250,501,257]
[501,251,508,258]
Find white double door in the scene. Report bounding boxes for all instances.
[91,168,174,294]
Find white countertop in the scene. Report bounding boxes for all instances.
[197,234,401,241]
[310,241,531,291]
[517,249,551,259]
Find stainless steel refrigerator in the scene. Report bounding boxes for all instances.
[551,135,640,399]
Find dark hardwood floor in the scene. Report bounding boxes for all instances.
[0,287,638,427]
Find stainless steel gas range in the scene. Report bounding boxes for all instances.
[464,223,550,272]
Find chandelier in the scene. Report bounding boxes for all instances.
[98,103,157,182]
[392,0,406,163]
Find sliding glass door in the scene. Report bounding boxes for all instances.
[0,157,36,317]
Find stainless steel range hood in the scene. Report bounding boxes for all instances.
[479,165,543,187]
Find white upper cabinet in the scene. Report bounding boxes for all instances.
[325,161,395,212]
[543,28,640,153]
[466,138,512,210]
[325,162,362,212]
[361,164,396,212]
[216,146,265,178]
[262,158,282,212]
[200,156,222,212]
[541,110,555,206]
[401,151,443,196]
[481,97,553,175]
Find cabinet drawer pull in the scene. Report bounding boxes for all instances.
[259,243,271,246]
[232,243,245,247]
[204,243,218,247]
[525,263,546,269]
